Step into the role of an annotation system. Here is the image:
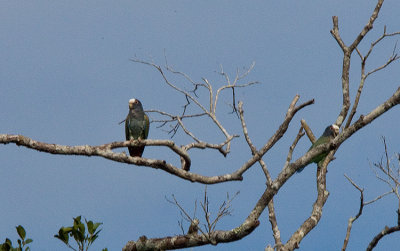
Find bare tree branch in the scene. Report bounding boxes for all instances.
[301,119,316,143]
[239,101,294,249]
[122,220,260,251]
[365,138,400,251]
[364,191,393,205]
[131,58,258,156]
[232,95,314,177]
[331,0,385,127]
[240,86,400,251]
[2,1,400,250]
[346,28,400,128]
[132,58,232,151]
[366,226,400,251]
[372,137,400,202]
[216,62,258,115]
[349,0,384,52]
[238,101,257,154]
[166,194,202,234]
[122,94,317,250]
[3,82,399,251]
[283,126,305,170]
[0,135,243,184]
[342,139,400,251]
[342,175,364,251]
[283,151,332,250]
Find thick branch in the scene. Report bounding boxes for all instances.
[243,86,400,235]
[284,141,341,250]
[337,87,400,144]
[0,135,243,184]
[366,225,400,251]
[122,2,396,249]
[3,87,399,251]
[120,96,318,250]
[122,220,260,251]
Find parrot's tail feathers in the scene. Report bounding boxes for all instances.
[128,146,145,157]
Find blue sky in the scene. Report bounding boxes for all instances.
[1,1,400,250]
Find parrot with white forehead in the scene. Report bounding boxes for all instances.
[125,98,149,157]
[297,124,339,172]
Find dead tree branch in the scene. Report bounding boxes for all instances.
[241,86,400,251]
[346,27,400,128]
[2,83,399,250]
[341,175,364,251]
[2,1,400,250]
[131,58,258,156]
[366,226,400,251]
[0,135,239,184]
[342,139,400,251]
[367,138,400,250]
[301,119,316,143]
[341,174,395,251]
[330,0,385,127]
[283,151,331,250]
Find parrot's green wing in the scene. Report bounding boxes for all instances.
[125,113,149,157]
[308,135,330,164]
[297,124,339,173]
[125,116,130,141]
[143,114,150,139]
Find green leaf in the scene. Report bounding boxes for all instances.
[87,221,94,235]
[72,228,85,243]
[54,228,69,244]
[78,222,85,235]
[1,241,12,251]
[63,227,73,234]
[73,216,82,227]
[24,239,32,245]
[16,226,26,240]
[92,222,102,232]
[102,248,108,251]
[5,239,12,245]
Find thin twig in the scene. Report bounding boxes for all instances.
[341,174,364,251]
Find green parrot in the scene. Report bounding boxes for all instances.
[297,124,339,172]
[125,98,149,157]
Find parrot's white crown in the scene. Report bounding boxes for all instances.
[129,98,136,104]
[332,124,339,135]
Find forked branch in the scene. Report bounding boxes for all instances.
[132,57,258,155]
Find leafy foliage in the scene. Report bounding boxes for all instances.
[0,225,32,251]
[54,216,107,251]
